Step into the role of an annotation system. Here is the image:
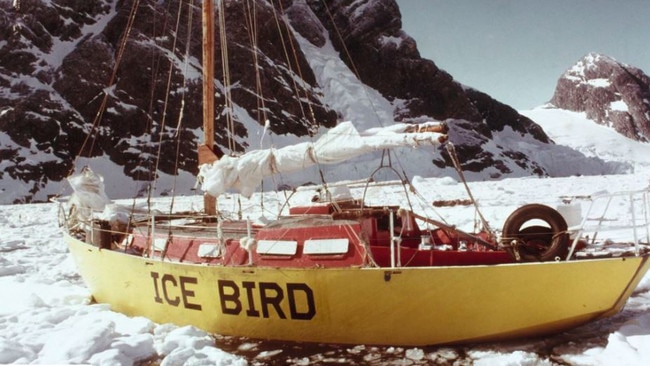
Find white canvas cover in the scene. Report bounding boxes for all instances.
[67,167,111,211]
[198,121,446,197]
[67,167,147,227]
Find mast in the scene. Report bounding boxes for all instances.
[200,0,217,215]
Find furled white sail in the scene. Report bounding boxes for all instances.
[198,121,447,197]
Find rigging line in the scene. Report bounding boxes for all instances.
[341,223,374,264]
[319,0,429,185]
[408,175,450,226]
[446,143,492,233]
[318,0,419,187]
[266,0,329,188]
[411,187,450,230]
[269,0,318,128]
[149,0,187,212]
[143,0,173,185]
[169,0,196,214]
[237,0,271,214]
[173,0,194,136]
[166,2,191,148]
[135,0,172,217]
[217,0,236,152]
[243,0,269,134]
[139,0,175,216]
[70,0,141,175]
[319,0,384,127]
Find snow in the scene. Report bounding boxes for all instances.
[379,34,403,48]
[611,100,629,112]
[588,78,611,88]
[564,53,619,86]
[521,106,650,171]
[295,28,395,130]
[2,107,650,365]
[43,0,118,71]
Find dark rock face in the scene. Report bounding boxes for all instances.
[1,0,338,202]
[551,53,650,141]
[0,0,605,203]
[300,0,552,174]
[306,0,482,122]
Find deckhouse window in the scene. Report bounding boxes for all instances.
[256,240,298,256]
[304,239,349,255]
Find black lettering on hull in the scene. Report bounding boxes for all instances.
[150,271,315,319]
[150,271,202,311]
[217,280,316,320]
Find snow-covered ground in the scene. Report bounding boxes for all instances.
[2,107,650,365]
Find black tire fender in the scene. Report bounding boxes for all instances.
[501,204,569,262]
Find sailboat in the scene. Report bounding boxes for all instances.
[58,0,650,346]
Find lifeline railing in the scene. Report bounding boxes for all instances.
[562,187,650,260]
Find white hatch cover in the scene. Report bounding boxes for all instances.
[303,238,349,255]
[257,240,298,256]
[198,243,222,258]
[153,237,168,251]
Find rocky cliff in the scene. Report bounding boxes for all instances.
[551,53,650,141]
[0,0,622,203]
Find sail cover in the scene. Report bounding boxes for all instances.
[198,121,447,197]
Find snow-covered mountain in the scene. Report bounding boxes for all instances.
[551,53,650,142]
[0,0,644,205]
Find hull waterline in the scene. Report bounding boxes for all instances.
[65,232,650,346]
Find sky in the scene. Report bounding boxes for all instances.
[396,0,650,110]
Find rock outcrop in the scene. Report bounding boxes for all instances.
[551,53,650,141]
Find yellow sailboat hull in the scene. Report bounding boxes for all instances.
[66,233,650,346]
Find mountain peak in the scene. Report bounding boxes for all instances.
[564,53,619,79]
[551,53,650,141]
